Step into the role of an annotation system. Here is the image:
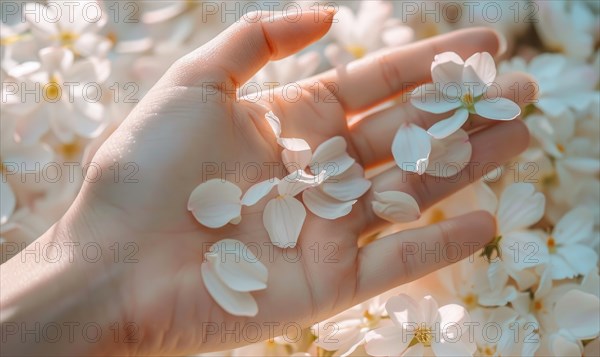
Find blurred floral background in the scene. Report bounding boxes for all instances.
[1,1,599,356]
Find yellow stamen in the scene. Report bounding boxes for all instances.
[57,31,79,46]
[547,236,557,254]
[429,209,445,224]
[346,45,367,59]
[556,143,566,153]
[1,34,22,46]
[58,142,80,158]
[413,326,433,347]
[43,75,61,102]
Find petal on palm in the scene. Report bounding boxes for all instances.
[278,138,312,171]
[201,261,259,317]
[427,108,469,139]
[206,239,268,292]
[474,97,521,121]
[241,179,279,206]
[310,136,355,177]
[188,179,242,228]
[411,83,461,114]
[278,170,325,197]
[497,183,545,233]
[303,188,355,220]
[426,129,472,177]
[265,111,282,138]
[372,191,421,223]
[0,180,16,225]
[263,196,306,248]
[322,164,371,201]
[554,290,600,340]
[392,123,432,175]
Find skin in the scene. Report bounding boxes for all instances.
[0,10,535,356]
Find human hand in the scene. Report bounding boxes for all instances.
[1,10,534,356]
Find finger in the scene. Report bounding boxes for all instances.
[307,27,504,114]
[350,71,536,167]
[162,10,334,88]
[364,120,529,232]
[353,211,495,304]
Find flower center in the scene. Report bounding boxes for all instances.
[534,300,543,311]
[58,31,79,46]
[462,293,477,309]
[556,143,566,153]
[43,75,61,102]
[346,45,367,59]
[1,34,22,46]
[461,91,476,112]
[547,236,558,254]
[481,235,502,262]
[429,209,445,224]
[412,326,433,347]
[481,346,496,356]
[58,142,81,158]
[362,310,380,329]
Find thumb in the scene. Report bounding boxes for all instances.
[162,9,335,88]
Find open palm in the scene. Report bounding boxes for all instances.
[71,11,533,355]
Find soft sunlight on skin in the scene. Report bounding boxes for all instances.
[1,1,599,356]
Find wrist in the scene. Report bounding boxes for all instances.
[0,202,130,356]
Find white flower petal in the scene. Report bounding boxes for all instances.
[553,245,598,279]
[303,188,356,220]
[426,129,472,177]
[265,111,281,138]
[0,181,16,225]
[500,231,547,271]
[372,191,421,223]
[386,294,423,327]
[554,290,600,340]
[463,52,496,97]
[364,326,409,357]
[201,260,259,317]
[497,183,545,233]
[205,239,268,292]
[15,108,50,145]
[420,295,441,326]
[188,179,242,228]
[474,97,521,121]
[411,83,462,114]
[278,138,312,171]
[431,52,465,89]
[551,334,582,357]
[241,179,279,206]
[392,123,432,175]
[554,207,595,244]
[263,196,306,248]
[322,164,371,201]
[278,170,325,197]
[310,136,355,176]
[427,108,469,139]
[431,339,475,357]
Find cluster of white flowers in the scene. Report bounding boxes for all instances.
[2,1,599,356]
